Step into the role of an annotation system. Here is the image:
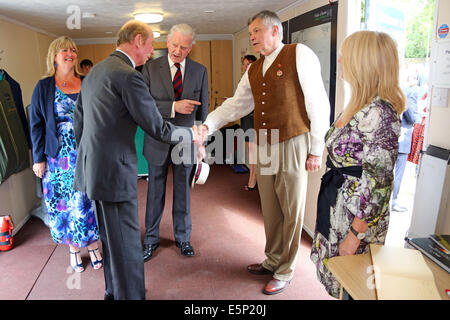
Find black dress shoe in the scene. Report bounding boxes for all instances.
[143,243,160,262]
[104,292,114,300]
[175,241,195,257]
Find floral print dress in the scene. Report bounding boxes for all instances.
[42,87,99,248]
[310,97,401,298]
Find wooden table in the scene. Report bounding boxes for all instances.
[327,252,450,300]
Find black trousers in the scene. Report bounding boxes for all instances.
[144,162,193,245]
[95,199,145,300]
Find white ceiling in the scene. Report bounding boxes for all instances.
[0,0,300,39]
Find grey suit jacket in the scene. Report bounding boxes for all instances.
[73,51,189,202]
[141,56,209,166]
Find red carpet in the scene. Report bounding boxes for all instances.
[0,164,333,300]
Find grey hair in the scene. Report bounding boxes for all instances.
[168,24,196,45]
[249,10,283,42]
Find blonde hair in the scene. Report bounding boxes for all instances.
[44,36,82,78]
[117,20,151,46]
[340,31,406,121]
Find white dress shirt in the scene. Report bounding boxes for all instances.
[116,49,136,68]
[169,56,186,118]
[204,43,330,156]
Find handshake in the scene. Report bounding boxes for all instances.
[191,124,209,162]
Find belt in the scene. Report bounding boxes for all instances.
[315,156,362,240]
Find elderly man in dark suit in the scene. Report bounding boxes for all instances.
[73,20,202,300]
[141,24,209,260]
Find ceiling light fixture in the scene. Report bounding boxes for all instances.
[82,12,97,18]
[134,13,163,23]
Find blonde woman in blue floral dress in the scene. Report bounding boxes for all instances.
[310,31,407,299]
[30,37,102,273]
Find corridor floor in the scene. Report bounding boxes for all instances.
[0,164,333,301]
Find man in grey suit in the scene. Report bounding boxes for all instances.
[74,20,201,300]
[141,24,209,260]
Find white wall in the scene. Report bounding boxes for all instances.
[428,0,450,234]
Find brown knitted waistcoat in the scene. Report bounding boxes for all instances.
[248,44,310,145]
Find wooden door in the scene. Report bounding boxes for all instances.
[211,40,235,123]
[189,41,212,111]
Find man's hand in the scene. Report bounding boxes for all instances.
[197,145,206,162]
[191,125,205,145]
[33,162,46,179]
[199,124,209,143]
[175,100,201,114]
[305,154,321,172]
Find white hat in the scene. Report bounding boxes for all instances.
[190,161,210,188]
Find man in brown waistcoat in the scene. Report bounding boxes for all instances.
[201,10,330,295]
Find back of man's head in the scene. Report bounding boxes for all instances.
[117,20,150,46]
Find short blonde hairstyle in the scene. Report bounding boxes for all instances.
[44,36,82,78]
[340,31,406,120]
[117,20,151,46]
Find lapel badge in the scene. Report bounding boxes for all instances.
[277,64,283,77]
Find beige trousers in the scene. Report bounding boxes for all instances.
[256,133,309,282]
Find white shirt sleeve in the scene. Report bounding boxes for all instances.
[296,44,330,156]
[203,71,255,135]
[204,44,330,156]
[171,102,176,118]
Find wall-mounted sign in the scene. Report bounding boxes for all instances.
[287,2,338,124]
[431,40,450,88]
[438,24,449,39]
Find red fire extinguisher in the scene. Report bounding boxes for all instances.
[0,215,14,251]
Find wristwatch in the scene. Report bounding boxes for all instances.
[350,225,366,240]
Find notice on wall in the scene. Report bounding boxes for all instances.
[432,40,450,88]
[291,23,331,96]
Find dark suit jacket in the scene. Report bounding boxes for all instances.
[30,76,84,162]
[141,56,209,166]
[73,51,189,202]
[3,70,31,148]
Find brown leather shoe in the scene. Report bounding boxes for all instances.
[263,278,289,295]
[247,263,273,275]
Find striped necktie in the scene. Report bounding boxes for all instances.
[173,62,183,101]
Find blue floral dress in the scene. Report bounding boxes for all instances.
[42,87,99,248]
[310,97,401,298]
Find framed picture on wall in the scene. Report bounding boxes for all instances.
[287,2,338,124]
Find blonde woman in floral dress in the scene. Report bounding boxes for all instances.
[310,31,407,299]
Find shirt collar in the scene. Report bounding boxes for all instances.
[168,55,186,69]
[265,42,284,63]
[116,49,136,68]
